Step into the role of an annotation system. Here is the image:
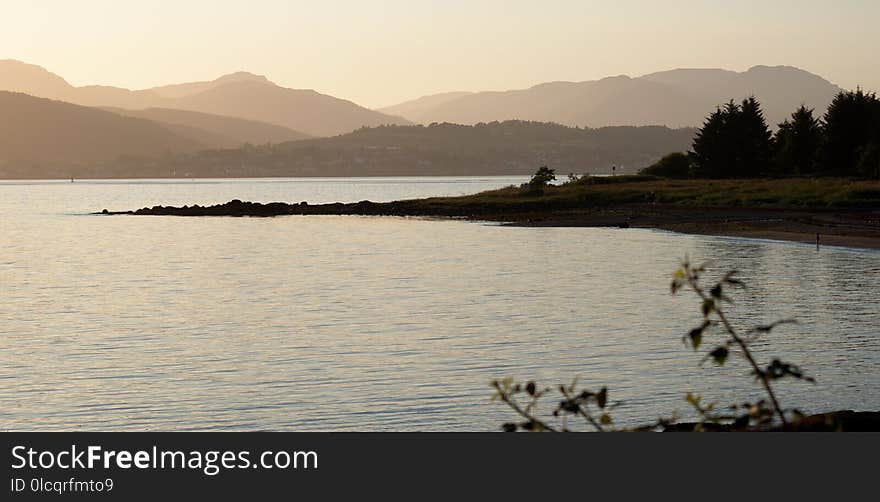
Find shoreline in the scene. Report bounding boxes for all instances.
[503,205,880,250]
[101,199,880,250]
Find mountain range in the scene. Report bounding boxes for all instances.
[379,66,843,128]
[80,121,698,179]
[0,91,201,178]
[0,60,852,178]
[0,59,409,137]
[0,87,693,178]
[101,107,311,148]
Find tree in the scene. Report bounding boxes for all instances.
[737,96,773,177]
[821,89,880,176]
[639,152,692,178]
[856,99,880,178]
[528,166,556,187]
[690,105,733,178]
[773,105,822,176]
[690,98,773,178]
[856,138,880,178]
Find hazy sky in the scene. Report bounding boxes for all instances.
[2,0,878,108]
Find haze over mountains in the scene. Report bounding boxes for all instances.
[380,66,843,129]
[0,86,693,178]
[102,107,311,148]
[0,91,201,178]
[0,59,852,178]
[0,60,409,137]
[85,121,697,179]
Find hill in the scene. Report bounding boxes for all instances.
[0,60,409,136]
[163,79,409,137]
[0,91,201,178]
[149,71,273,98]
[379,92,474,119]
[103,107,311,148]
[109,121,696,178]
[0,59,73,98]
[379,66,843,128]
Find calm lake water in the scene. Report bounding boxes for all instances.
[1,177,878,431]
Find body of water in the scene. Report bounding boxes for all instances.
[1,177,878,430]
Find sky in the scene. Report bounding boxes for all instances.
[1,0,878,108]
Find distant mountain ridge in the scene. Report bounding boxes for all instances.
[379,66,843,128]
[150,71,272,98]
[87,121,697,178]
[379,91,474,119]
[0,60,851,179]
[0,60,410,136]
[0,91,312,179]
[0,91,201,178]
[102,107,311,148]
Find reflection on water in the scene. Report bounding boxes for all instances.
[0,177,877,430]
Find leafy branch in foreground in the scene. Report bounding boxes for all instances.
[490,378,612,432]
[492,257,815,431]
[673,258,814,427]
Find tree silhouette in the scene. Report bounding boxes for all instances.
[821,89,880,176]
[528,166,556,187]
[690,98,773,178]
[737,96,773,177]
[690,105,731,178]
[773,105,822,176]
[856,100,880,178]
[857,135,880,178]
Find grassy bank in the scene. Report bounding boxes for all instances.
[110,176,880,249]
[416,176,880,211]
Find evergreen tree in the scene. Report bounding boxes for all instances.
[773,105,822,175]
[856,125,880,178]
[737,96,773,177]
[857,97,880,178]
[690,104,734,178]
[821,89,880,176]
[690,98,772,178]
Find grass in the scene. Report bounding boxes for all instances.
[124,175,880,223]
[411,176,880,211]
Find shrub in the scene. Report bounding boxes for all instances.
[639,152,692,178]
